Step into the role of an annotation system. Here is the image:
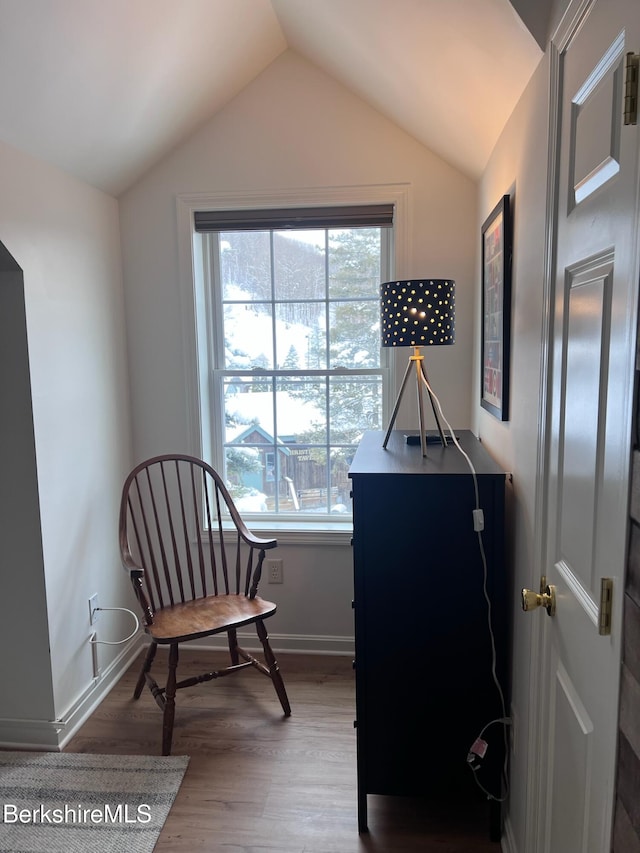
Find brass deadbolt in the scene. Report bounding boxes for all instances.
[521,584,556,617]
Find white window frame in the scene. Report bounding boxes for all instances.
[177,185,410,543]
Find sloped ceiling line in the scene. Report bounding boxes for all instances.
[0,0,542,195]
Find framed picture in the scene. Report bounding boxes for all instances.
[481,194,512,421]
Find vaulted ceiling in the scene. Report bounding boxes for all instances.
[0,0,543,196]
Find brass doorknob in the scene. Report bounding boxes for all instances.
[521,584,556,616]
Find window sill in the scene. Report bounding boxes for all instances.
[228,518,353,546]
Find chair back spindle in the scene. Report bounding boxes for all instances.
[119,455,276,624]
[118,452,290,756]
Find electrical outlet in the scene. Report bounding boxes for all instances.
[267,558,283,584]
[88,593,100,625]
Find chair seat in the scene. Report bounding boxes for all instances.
[121,455,291,753]
[146,594,277,643]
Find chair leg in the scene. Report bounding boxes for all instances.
[228,628,239,665]
[133,641,157,700]
[255,619,291,716]
[162,643,179,756]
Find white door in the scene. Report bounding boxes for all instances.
[537,0,640,850]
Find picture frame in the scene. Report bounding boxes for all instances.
[481,194,512,421]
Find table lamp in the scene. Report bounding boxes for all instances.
[380,278,455,456]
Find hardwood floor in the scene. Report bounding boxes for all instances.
[65,648,501,852]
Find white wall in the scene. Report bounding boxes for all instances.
[0,241,53,726]
[0,138,134,747]
[474,54,551,850]
[119,49,477,648]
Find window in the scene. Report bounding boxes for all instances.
[184,191,404,529]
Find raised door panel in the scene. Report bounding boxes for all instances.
[541,1,640,848]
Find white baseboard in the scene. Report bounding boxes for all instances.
[186,632,355,657]
[0,718,64,752]
[0,634,145,752]
[56,633,146,749]
[0,632,352,751]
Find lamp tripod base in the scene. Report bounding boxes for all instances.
[383,346,447,457]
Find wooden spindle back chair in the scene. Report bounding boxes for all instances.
[119,453,291,755]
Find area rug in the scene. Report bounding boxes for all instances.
[0,751,189,853]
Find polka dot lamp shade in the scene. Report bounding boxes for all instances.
[381,279,455,347]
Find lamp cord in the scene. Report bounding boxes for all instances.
[89,607,140,645]
[420,374,510,803]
